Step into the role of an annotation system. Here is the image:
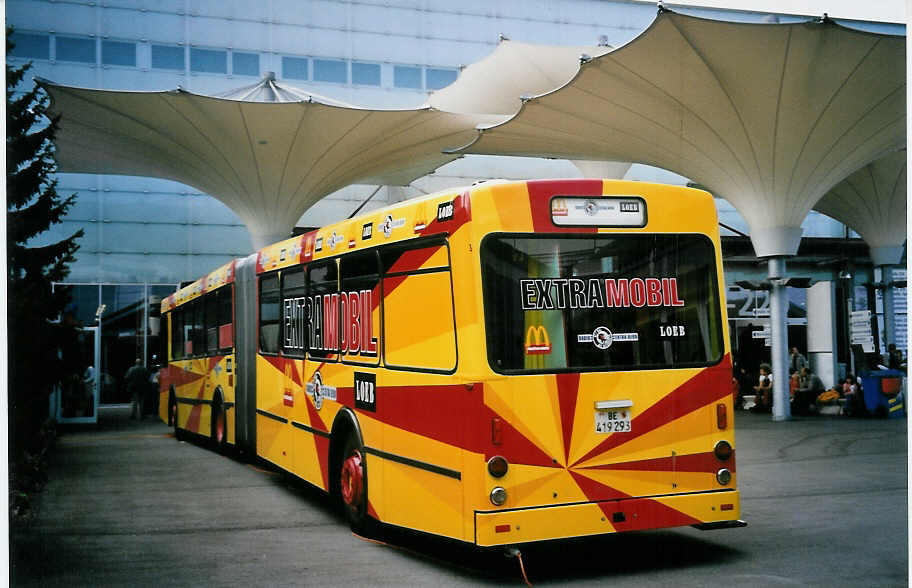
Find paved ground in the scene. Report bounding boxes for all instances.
[10,407,908,587]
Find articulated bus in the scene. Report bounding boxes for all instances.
[159,179,743,546]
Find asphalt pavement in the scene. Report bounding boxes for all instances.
[10,406,908,587]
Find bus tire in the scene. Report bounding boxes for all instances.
[211,395,228,454]
[339,433,370,534]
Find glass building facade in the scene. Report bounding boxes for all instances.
[7,0,905,405]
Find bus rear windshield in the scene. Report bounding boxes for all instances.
[481,234,724,373]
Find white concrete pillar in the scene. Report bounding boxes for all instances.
[807,280,837,388]
[768,257,791,421]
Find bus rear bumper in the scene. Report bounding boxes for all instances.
[475,490,741,547]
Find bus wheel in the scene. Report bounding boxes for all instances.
[340,434,369,534]
[211,399,228,454]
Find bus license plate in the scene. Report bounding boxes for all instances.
[595,410,632,434]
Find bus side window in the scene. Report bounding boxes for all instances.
[282,268,307,357]
[340,251,381,366]
[190,300,205,357]
[170,309,183,361]
[218,286,233,352]
[380,238,456,372]
[205,291,218,354]
[259,274,280,354]
[307,261,339,361]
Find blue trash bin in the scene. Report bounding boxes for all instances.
[861,369,905,418]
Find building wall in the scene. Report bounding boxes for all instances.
[6,0,878,286]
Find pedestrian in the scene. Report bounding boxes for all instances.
[886,343,904,370]
[751,363,773,412]
[125,358,149,420]
[793,366,824,416]
[789,347,808,374]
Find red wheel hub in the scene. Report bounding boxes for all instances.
[216,411,224,442]
[341,450,364,507]
[171,403,177,424]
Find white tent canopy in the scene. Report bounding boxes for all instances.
[428,39,607,116]
[454,10,906,258]
[814,149,907,267]
[41,76,499,249]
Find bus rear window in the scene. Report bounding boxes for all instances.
[481,234,724,373]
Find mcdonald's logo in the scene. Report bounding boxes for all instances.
[551,198,569,217]
[525,325,552,355]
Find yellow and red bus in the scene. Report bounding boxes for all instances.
[160,179,743,546]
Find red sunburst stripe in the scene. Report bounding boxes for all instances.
[527,180,602,234]
[556,373,580,463]
[572,355,732,467]
[568,470,701,531]
[262,355,303,387]
[370,383,556,468]
[185,380,206,433]
[582,450,735,474]
[160,363,207,391]
[304,392,331,490]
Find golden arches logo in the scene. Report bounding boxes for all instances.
[525,325,552,355]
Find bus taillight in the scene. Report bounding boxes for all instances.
[716,403,727,430]
[714,440,733,461]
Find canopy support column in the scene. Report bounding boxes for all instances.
[881,266,897,348]
[768,257,791,421]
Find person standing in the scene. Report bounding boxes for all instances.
[789,347,808,374]
[126,358,149,420]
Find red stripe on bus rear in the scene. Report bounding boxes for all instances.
[581,450,735,474]
[573,355,732,467]
[556,373,580,464]
[569,470,701,531]
[527,179,602,233]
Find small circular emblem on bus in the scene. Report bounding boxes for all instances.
[382,215,394,238]
[311,372,324,410]
[593,326,613,349]
[584,200,598,216]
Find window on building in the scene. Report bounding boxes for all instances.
[426,67,458,90]
[102,40,136,67]
[190,48,227,74]
[232,51,259,76]
[152,45,184,70]
[313,58,347,83]
[393,65,422,89]
[56,36,96,63]
[352,61,380,86]
[9,32,49,59]
[282,56,308,80]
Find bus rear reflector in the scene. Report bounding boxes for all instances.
[717,403,727,430]
[495,524,511,533]
[492,417,503,445]
[721,504,734,511]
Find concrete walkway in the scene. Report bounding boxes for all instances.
[10,410,908,587]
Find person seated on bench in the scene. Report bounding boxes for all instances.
[793,366,824,416]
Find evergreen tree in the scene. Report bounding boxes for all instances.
[7,29,83,462]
